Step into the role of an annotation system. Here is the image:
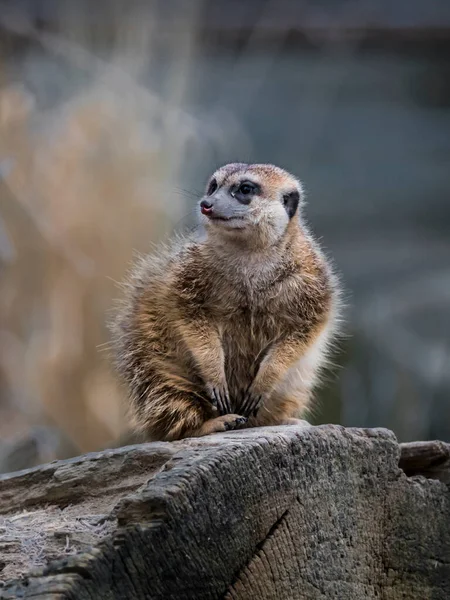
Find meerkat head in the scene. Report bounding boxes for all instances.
[199,163,304,246]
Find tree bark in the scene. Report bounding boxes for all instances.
[0,425,449,599]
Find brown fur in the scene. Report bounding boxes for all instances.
[110,163,341,441]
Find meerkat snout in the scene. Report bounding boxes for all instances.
[200,199,213,215]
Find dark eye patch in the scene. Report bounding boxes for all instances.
[230,180,260,205]
[207,178,218,195]
[282,190,300,219]
[238,182,254,195]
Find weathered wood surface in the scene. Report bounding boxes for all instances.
[0,425,449,599]
[399,440,450,483]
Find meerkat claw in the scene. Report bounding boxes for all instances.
[220,387,231,414]
[209,386,230,416]
[207,388,219,411]
[212,389,223,414]
[241,392,262,418]
[225,392,232,414]
[240,393,251,416]
[250,395,262,416]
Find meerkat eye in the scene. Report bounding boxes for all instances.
[207,178,218,196]
[232,180,259,204]
[238,182,255,196]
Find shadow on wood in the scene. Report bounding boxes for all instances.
[0,425,449,599]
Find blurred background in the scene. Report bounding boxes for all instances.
[0,0,449,472]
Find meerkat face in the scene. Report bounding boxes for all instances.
[199,163,304,245]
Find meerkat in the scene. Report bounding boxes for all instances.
[110,163,341,442]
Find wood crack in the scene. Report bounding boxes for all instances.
[225,508,290,597]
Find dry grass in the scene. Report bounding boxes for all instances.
[0,3,227,455]
[0,507,113,581]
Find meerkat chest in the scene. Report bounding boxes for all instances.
[218,293,286,351]
[220,309,275,362]
[215,269,292,318]
[210,279,280,321]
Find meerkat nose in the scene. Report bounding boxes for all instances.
[200,199,214,215]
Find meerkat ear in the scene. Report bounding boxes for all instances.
[282,190,300,219]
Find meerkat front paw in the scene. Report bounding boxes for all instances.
[205,383,231,415]
[198,414,248,436]
[221,414,248,431]
[240,389,263,418]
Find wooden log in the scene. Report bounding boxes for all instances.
[0,425,449,599]
[399,440,450,483]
